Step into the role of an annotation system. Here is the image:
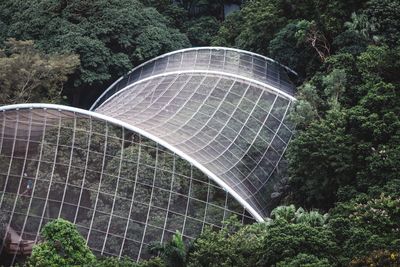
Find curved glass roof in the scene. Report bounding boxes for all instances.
[93,47,296,220]
[0,105,254,263]
[0,47,296,264]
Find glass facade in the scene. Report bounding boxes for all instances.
[0,108,253,263]
[0,47,295,264]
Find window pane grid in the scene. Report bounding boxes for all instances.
[1,47,296,264]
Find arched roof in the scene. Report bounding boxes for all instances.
[90,47,297,220]
[0,47,296,224]
[90,47,297,110]
[0,47,297,265]
[0,103,264,221]
[0,104,255,262]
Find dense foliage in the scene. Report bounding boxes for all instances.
[26,194,400,266]
[26,219,96,267]
[1,0,400,266]
[0,0,190,107]
[286,9,400,211]
[26,219,165,267]
[171,193,399,266]
[0,39,79,105]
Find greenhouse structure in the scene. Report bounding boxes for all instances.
[0,47,296,264]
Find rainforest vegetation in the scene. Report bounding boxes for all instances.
[0,0,399,266]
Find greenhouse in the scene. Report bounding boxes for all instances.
[0,47,296,263]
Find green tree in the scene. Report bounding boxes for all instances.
[363,0,400,46]
[328,180,400,264]
[322,68,347,106]
[26,219,96,267]
[0,38,79,105]
[187,216,248,267]
[186,208,337,266]
[211,11,243,48]
[149,231,186,267]
[184,17,220,46]
[259,220,338,266]
[187,215,276,267]
[92,256,165,267]
[288,108,354,209]
[140,0,171,13]
[162,5,189,30]
[212,0,287,55]
[295,20,331,62]
[270,205,328,227]
[287,42,400,209]
[276,253,331,267]
[350,250,400,267]
[0,0,190,107]
[268,21,318,79]
[133,26,190,62]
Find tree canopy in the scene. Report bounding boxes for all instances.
[1,0,400,266]
[0,39,79,105]
[0,0,190,107]
[27,219,96,267]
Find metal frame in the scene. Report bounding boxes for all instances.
[0,47,298,264]
[95,70,296,112]
[90,47,297,110]
[0,104,265,222]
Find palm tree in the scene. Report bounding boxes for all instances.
[345,13,381,44]
[295,210,328,227]
[149,230,187,267]
[270,205,297,222]
[271,205,328,227]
